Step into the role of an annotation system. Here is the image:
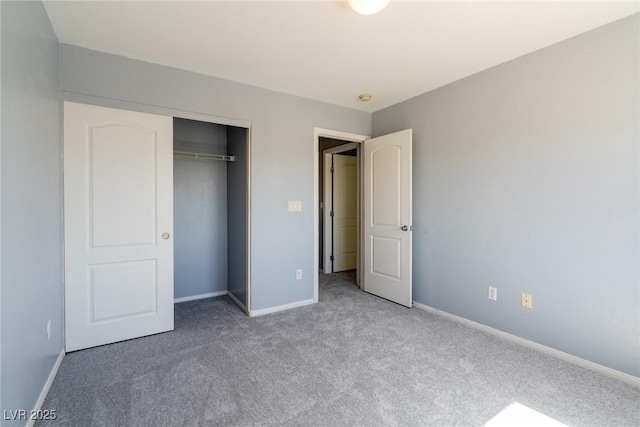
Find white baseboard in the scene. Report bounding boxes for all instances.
[227,291,248,315]
[174,290,227,303]
[27,350,65,427]
[249,298,315,317]
[412,301,640,388]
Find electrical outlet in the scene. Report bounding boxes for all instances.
[288,200,302,212]
[296,269,302,280]
[47,320,51,341]
[488,286,497,301]
[521,293,532,309]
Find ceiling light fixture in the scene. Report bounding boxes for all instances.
[348,0,390,15]
[359,93,372,102]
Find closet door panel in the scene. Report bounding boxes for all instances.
[64,101,174,352]
[90,123,157,247]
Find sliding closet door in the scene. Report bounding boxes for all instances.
[64,101,174,352]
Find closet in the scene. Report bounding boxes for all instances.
[64,102,250,351]
[173,118,249,311]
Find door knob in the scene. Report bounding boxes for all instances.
[401,225,408,231]
[162,232,171,240]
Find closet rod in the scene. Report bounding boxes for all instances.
[173,151,235,162]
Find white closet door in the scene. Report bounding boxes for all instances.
[64,102,174,352]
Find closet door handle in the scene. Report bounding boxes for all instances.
[162,232,171,240]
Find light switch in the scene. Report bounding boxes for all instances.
[288,200,302,212]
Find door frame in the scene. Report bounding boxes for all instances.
[313,128,369,303]
[322,142,359,275]
[62,94,253,314]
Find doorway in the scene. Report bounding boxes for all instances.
[322,142,359,277]
[313,128,369,302]
[314,127,414,308]
[173,117,250,313]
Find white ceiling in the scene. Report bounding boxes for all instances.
[43,1,639,113]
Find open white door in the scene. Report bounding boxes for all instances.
[64,102,174,352]
[332,154,358,272]
[363,129,412,307]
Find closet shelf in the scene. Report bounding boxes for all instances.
[173,151,235,162]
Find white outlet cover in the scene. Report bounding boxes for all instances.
[288,200,302,212]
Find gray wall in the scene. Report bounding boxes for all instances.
[59,45,371,311]
[0,1,63,424]
[173,118,228,299]
[373,14,640,377]
[227,127,248,307]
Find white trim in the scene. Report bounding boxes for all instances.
[248,299,315,317]
[62,90,251,129]
[323,142,359,155]
[27,350,65,427]
[412,301,640,388]
[356,142,363,288]
[245,127,252,313]
[227,290,248,314]
[174,291,227,303]
[322,152,333,274]
[313,127,369,303]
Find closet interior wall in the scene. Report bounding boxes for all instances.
[173,118,229,300]
[227,127,248,307]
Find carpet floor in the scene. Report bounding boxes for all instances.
[38,272,640,426]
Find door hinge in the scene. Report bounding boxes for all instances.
[330,211,334,217]
[330,255,334,261]
[330,166,334,173]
